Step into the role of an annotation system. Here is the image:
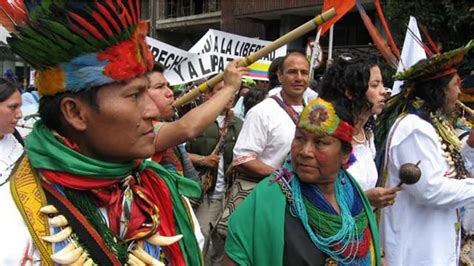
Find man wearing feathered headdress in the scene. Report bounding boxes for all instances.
[0,1,245,264]
[376,40,474,265]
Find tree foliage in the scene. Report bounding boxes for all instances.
[382,0,473,76]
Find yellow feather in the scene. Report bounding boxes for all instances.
[35,67,65,96]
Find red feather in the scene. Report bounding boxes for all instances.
[117,0,133,27]
[69,22,91,39]
[91,10,113,37]
[127,0,137,24]
[0,0,27,32]
[319,0,356,36]
[374,0,400,59]
[68,11,105,40]
[356,0,398,69]
[96,2,121,33]
[106,0,129,29]
[134,0,140,22]
[419,24,441,54]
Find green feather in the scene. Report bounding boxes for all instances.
[8,0,144,69]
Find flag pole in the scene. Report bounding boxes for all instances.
[328,25,334,62]
[309,28,322,82]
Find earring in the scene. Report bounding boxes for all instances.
[341,177,346,185]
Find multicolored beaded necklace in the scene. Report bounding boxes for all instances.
[273,158,375,265]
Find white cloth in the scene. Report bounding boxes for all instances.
[233,96,245,120]
[392,16,427,96]
[347,133,378,190]
[0,134,23,181]
[232,94,304,169]
[268,86,318,104]
[0,134,38,264]
[21,92,39,106]
[211,115,226,198]
[381,114,474,266]
[183,197,205,251]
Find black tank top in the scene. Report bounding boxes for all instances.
[283,206,328,266]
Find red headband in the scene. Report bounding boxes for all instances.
[422,68,457,82]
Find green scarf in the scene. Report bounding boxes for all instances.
[26,121,203,265]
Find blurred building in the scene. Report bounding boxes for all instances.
[145,0,378,54]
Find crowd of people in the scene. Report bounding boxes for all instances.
[0,1,473,265]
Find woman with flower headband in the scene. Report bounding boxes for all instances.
[320,57,401,209]
[223,98,382,266]
[376,40,474,265]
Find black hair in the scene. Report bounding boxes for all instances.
[0,78,19,102]
[279,50,309,73]
[39,87,100,134]
[243,88,267,116]
[319,58,348,101]
[407,59,454,113]
[268,56,284,89]
[152,62,165,73]
[237,80,256,100]
[320,57,378,129]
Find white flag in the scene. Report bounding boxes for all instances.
[392,16,427,96]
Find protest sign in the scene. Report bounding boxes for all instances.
[146,30,287,85]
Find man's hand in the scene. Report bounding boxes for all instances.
[199,154,220,169]
[223,59,249,92]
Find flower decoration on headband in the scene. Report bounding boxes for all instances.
[394,40,473,82]
[298,98,354,144]
[2,0,154,97]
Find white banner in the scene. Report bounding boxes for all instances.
[189,29,286,61]
[147,29,287,85]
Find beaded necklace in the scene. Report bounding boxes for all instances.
[409,101,468,179]
[274,160,374,265]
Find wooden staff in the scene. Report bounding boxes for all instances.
[458,100,474,116]
[201,110,233,193]
[173,8,337,107]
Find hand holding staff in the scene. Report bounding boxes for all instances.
[173,8,337,107]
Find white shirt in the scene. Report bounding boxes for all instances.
[232,94,305,170]
[0,134,23,182]
[381,114,474,266]
[347,133,378,190]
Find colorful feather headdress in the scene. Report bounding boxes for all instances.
[395,40,473,82]
[1,0,154,97]
[298,98,354,144]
